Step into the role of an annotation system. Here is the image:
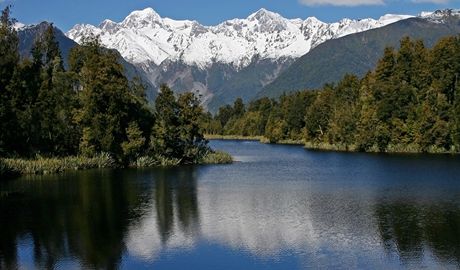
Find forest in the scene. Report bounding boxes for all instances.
[204,35,460,153]
[0,7,230,177]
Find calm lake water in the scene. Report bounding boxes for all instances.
[1,140,460,269]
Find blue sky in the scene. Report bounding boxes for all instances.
[1,0,459,31]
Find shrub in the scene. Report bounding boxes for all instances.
[199,150,233,164]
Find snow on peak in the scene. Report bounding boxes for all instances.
[13,22,26,30]
[99,19,120,34]
[66,8,412,68]
[248,8,284,22]
[379,14,414,24]
[121,7,162,28]
[420,9,460,19]
[418,9,460,24]
[128,7,160,20]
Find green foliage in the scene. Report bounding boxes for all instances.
[0,8,231,176]
[0,6,19,156]
[150,85,209,164]
[258,16,460,99]
[121,122,146,162]
[199,150,233,164]
[304,89,333,141]
[72,37,142,160]
[2,153,116,175]
[209,36,460,153]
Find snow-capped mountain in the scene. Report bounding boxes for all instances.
[66,8,412,111]
[259,9,460,99]
[419,8,460,22]
[67,8,411,69]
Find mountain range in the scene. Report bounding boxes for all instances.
[65,8,411,111]
[259,9,460,98]
[15,8,460,112]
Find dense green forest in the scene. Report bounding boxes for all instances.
[0,7,228,176]
[205,35,460,153]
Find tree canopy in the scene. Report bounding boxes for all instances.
[207,36,460,153]
[0,7,210,165]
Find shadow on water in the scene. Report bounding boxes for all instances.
[0,167,200,269]
[153,167,200,244]
[375,200,460,266]
[1,141,460,269]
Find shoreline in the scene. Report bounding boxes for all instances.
[0,151,233,179]
[205,134,264,141]
[206,135,458,155]
[205,134,304,145]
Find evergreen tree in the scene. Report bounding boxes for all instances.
[216,104,234,128]
[150,85,208,163]
[232,98,245,119]
[375,47,395,81]
[0,6,19,155]
[150,84,180,159]
[208,36,460,153]
[304,88,333,141]
[72,37,145,160]
[122,122,146,162]
[177,92,208,163]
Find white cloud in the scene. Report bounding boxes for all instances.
[299,0,385,6]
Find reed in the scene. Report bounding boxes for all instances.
[205,134,264,141]
[1,149,233,179]
[2,153,116,175]
[0,159,17,178]
[199,150,233,164]
[304,142,359,152]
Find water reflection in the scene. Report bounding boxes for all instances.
[376,200,460,266]
[0,170,148,269]
[126,169,460,269]
[127,167,200,260]
[1,141,460,269]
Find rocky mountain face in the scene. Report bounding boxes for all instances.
[18,22,77,66]
[66,8,411,111]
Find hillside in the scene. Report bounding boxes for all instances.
[258,10,460,98]
[18,22,76,66]
[16,22,156,100]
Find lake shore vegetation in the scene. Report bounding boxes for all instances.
[205,36,460,154]
[0,7,231,178]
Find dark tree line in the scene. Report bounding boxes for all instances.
[205,36,460,153]
[0,7,208,164]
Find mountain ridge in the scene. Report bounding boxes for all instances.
[257,9,460,98]
[66,7,412,69]
[64,7,413,111]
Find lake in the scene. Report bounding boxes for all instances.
[1,140,460,269]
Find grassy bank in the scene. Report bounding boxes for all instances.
[1,153,116,177]
[199,151,233,164]
[206,134,304,146]
[206,134,458,154]
[131,150,233,168]
[304,142,359,152]
[0,151,233,179]
[205,134,264,141]
[304,141,458,154]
